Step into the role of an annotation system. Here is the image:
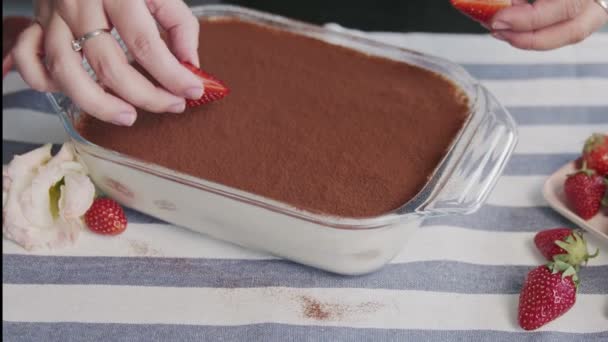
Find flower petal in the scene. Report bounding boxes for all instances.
[59,172,95,219]
[3,143,95,250]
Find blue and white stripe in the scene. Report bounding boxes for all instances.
[3,31,608,341]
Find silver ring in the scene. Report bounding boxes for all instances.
[595,0,608,14]
[71,28,111,52]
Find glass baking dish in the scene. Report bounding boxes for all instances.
[47,5,518,275]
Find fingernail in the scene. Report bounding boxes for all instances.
[185,87,204,100]
[492,21,511,30]
[492,32,507,41]
[168,101,186,113]
[112,111,136,126]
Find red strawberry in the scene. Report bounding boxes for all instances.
[85,198,127,235]
[450,0,512,23]
[564,166,606,220]
[534,228,598,266]
[518,263,577,331]
[582,133,608,176]
[534,228,572,260]
[181,61,229,107]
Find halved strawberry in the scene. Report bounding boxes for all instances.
[450,0,512,23]
[181,61,229,107]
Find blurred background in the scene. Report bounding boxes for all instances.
[3,0,607,32]
[1,0,500,33]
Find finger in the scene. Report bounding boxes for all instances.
[3,16,34,57]
[44,14,137,125]
[54,0,108,38]
[145,0,200,67]
[492,2,608,50]
[58,2,186,113]
[84,35,187,113]
[3,54,14,78]
[491,0,590,31]
[12,23,58,91]
[104,0,204,99]
[33,0,53,27]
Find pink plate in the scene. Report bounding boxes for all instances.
[543,161,608,243]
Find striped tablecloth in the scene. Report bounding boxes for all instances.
[3,29,608,341]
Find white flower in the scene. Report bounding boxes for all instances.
[2,143,95,250]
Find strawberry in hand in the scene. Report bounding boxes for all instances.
[181,62,230,108]
[450,0,512,23]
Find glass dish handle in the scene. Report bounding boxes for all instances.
[419,85,518,216]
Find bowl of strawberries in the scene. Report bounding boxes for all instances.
[543,133,608,242]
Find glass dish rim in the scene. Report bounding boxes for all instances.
[49,4,485,230]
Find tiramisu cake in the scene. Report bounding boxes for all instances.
[78,18,470,218]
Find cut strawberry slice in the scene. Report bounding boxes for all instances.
[450,0,512,23]
[181,61,229,107]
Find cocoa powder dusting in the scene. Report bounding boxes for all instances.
[78,19,469,218]
[302,297,333,320]
[299,296,383,321]
[127,239,162,256]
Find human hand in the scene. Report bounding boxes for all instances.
[3,17,33,78]
[12,0,203,126]
[490,0,608,50]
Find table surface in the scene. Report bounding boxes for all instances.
[3,20,608,342]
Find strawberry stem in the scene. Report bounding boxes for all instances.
[547,261,579,288]
[553,230,599,267]
[584,133,606,154]
[568,161,596,177]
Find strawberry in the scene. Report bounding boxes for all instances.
[518,262,578,331]
[450,0,512,23]
[534,228,570,260]
[534,228,598,266]
[582,133,608,176]
[181,61,229,107]
[84,198,127,235]
[564,165,606,220]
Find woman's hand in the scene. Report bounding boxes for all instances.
[12,0,203,126]
[491,0,608,50]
